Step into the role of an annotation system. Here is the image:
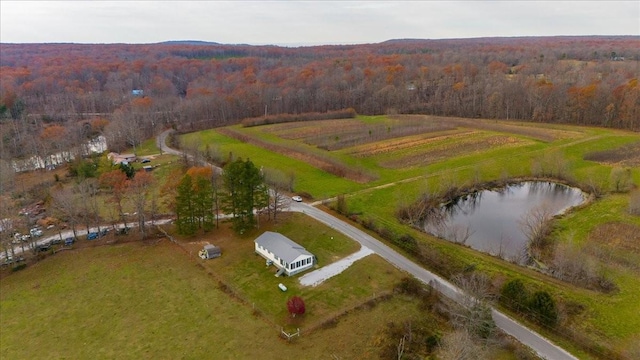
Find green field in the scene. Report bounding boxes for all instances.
[178,115,640,359]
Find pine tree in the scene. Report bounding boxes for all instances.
[193,174,214,231]
[500,279,529,313]
[529,291,558,327]
[175,174,196,235]
[222,158,267,233]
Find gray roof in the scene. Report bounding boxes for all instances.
[254,231,312,263]
[203,244,220,254]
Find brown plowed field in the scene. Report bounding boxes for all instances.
[584,141,640,166]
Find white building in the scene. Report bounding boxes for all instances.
[254,231,315,276]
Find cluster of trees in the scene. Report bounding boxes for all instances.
[174,158,271,235]
[500,279,558,327]
[79,159,156,238]
[175,167,217,235]
[0,36,638,169]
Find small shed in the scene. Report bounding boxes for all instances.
[199,244,221,259]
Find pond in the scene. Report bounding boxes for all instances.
[422,181,586,262]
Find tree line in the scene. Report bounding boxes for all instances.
[0,36,638,166]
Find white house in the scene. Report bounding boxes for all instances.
[254,231,315,276]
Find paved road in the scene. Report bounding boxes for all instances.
[158,129,223,175]
[157,128,182,156]
[290,201,577,360]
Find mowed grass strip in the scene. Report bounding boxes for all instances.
[180,129,365,197]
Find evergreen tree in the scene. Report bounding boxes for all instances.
[175,168,217,235]
[193,174,215,231]
[500,279,529,313]
[222,158,267,233]
[529,291,558,327]
[175,174,196,235]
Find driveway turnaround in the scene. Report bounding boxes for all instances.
[290,201,578,360]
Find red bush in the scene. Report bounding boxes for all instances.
[286,296,306,317]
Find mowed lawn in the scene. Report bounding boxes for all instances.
[176,212,407,330]
[1,214,415,359]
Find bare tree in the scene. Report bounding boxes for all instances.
[437,329,487,360]
[263,168,290,222]
[551,241,598,287]
[447,272,497,340]
[75,178,101,234]
[519,204,555,259]
[128,171,154,239]
[610,167,633,193]
[441,223,474,245]
[0,159,16,194]
[50,187,81,240]
[531,151,570,179]
[0,201,18,263]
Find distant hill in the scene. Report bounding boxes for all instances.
[159,40,220,46]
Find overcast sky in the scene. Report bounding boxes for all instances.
[1,1,638,45]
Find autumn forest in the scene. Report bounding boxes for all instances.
[0,36,638,162]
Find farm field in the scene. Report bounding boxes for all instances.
[180,115,640,359]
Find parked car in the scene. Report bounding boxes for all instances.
[64,237,75,246]
[12,234,21,244]
[1,256,25,266]
[99,229,108,237]
[292,195,303,202]
[36,243,51,252]
[87,232,99,240]
[141,158,151,163]
[30,228,43,237]
[50,238,62,245]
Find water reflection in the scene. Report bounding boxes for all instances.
[423,181,585,262]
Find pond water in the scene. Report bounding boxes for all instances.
[422,181,586,262]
